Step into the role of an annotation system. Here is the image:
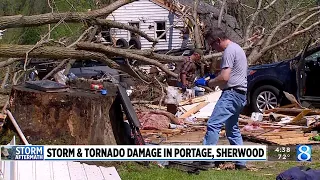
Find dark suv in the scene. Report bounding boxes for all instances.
[247,41,320,112]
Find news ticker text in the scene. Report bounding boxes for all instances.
[0,145,312,162]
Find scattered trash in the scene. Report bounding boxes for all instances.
[193,86,205,97]
[242,123,264,132]
[91,83,103,90]
[54,69,68,85]
[169,123,186,129]
[251,112,263,121]
[67,72,77,81]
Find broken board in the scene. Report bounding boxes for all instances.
[242,131,320,145]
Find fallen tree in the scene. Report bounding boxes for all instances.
[0,0,319,85]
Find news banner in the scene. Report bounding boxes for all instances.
[0,145,312,162]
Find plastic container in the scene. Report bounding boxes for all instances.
[194,86,205,97]
[91,84,103,90]
[101,89,108,95]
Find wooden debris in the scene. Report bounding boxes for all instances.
[283,91,303,108]
[291,109,311,123]
[242,131,320,145]
[178,102,209,119]
[178,96,206,106]
[265,108,320,116]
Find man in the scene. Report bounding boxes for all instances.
[175,49,203,90]
[197,27,248,169]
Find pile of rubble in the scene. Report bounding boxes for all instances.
[134,89,320,146]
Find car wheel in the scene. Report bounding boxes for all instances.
[251,85,280,113]
[129,37,141,49]
[116,38,129,48]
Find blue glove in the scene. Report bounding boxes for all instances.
[195,78,207,86]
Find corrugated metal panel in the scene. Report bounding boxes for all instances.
[15,161,121,180]
[82,164,104,180]
[106,0,185,50]
[67,162,87,180]
[52,161,70,180]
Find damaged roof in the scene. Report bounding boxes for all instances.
[154,0,243,43]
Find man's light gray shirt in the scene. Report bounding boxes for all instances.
[220,42,248,91]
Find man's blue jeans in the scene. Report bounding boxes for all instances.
[203,89,247,166]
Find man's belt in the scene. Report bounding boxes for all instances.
[224,87,246,95]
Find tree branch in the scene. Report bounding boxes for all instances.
[0,58,21,68]
[218,0,227,28]
[263,6,320,49]
[0,44,119,68]
[263,0,278,10]
[76,42,178,78]
[262,20,320,53]
[94,19,156,42]
[0,0,135,29]
[294,10,320,32]
[244,0,263,46]
[192,0,202,49]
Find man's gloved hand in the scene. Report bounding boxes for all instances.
[195,78,208,86]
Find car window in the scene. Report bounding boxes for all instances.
[305,50,320,62]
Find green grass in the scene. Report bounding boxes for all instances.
[116,149,320,180]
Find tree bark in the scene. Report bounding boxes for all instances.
[192,0,202,49]
[93,19,156,42]
[0,44,119,68]
[0,44,154,82]
[76,42,178,78]
[0,0,135,29]
[9,83,126,145]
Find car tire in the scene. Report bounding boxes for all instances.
[129,37,141,49]
[116,38,129,48]
[251,85,280,113]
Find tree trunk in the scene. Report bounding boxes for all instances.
[8,81,128,145]
[0,0,135,29]
[192,0,202,49]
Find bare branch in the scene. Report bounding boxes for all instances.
[203,46,252,61]
[218,0,227,28]
[94,19,156,42]
[0,0,135,29]
[0,58,20,68]
[294,11,320,32]
[244,0,263,46]
[76,42,178,78]
[0,44,119,68]
[192,0,202,49]
[264,6,320,48]
[154,76,164,107]
[125,49,184,63]
[263,0,278,10]
[262,20,320,55]
[42,59,69,80]
[1,67,10,89]
[68,26,94,48]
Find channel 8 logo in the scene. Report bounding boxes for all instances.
[296,145,312,161]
